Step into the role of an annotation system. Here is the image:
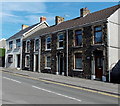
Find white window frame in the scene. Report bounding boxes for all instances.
[34,38,39,52]
[46,36,51,51]
[45,56,51,69]
[57,33,64,49]
[25,55,30,68]
[16,38,21,49]
[74,29,83,47]
[8,55,13,63]
[26,40,30,53]
[93,25,103,45]
[9,41,13,50]
[73,53,83,71]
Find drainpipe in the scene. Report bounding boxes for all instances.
[20,37,23,70]
[109,67,111,82]
[66,29,68,76]
[39,36,41,73]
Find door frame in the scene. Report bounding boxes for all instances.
[94,51,103,80]
[34,54,39,72]
[16,54,20,68]
[57,53,64,75]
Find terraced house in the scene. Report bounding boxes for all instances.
[22,5,120,81]
[5,17,49,69]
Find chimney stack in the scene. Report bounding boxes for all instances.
[80,8,90,17]
[22,24,29,30]
[55,16,64,25]
[40,16,46,23]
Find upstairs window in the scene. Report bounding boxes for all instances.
[46,37,51,50]
[75,30,82,46]
[16,39,21,48]
[94,26,102,44]
[9,41,13,50]
[27,41,30,52]
[75,53,82,69]
[45,56,51,68]
[8,55,13,63]
[35,39,39,51]
[58,34,64,48]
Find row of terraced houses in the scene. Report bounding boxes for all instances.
[5,5,120,82]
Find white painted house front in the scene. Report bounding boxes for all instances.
[107,8,120,70]
[5,17,49,69]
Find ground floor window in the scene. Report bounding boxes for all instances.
[74,53,82,69]
[25,55,30,67]
[8,55,13,63]
[45,56,51,68]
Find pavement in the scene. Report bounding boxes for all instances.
[1,67,119,95]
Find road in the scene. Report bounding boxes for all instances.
[1,70,119,104]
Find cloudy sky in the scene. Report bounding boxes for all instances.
[0,1,119,39]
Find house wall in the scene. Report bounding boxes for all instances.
[40,31,67,75]
[107,8,120,70]
[0,39,6,48]
[23,23,48,39]
[5,36,22,68]
[22,21,109,80]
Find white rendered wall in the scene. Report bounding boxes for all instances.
[107,8,120,70]
[5,37,22,68]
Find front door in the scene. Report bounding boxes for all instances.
[95,56,103,79]
[17,54,20,68]
[35,54,38,72]
[58,54,64,75]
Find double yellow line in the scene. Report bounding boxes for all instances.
[1,70,120,99]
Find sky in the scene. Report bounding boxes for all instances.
[0,2,119,39]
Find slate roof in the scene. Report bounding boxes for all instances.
[6,23,40,41]
[25,4,119,40]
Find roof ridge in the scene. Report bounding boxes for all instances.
[58,4,120,25]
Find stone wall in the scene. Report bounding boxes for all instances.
[22,21,108,80]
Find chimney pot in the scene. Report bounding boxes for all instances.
[40,16,46,23]
[22,24,29,30]
[80,8,90,17]
[55,16,64,25]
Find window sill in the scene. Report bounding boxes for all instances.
[8,49,12,51]
[14,48,20,50]
[8,62,13,63]
[57,47,64,50]
[91,43,104,46]
[73,69,83,71]
[45,49,51,51]
[34,50,39,52]
[45,67,51,69]
[25,51,30,53]
[73,46,83,48]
